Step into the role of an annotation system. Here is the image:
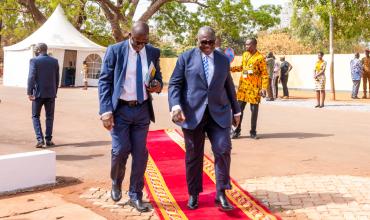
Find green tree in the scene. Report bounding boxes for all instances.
[1,0,281,52]
[291,0,369,53]
[153,0,281,54]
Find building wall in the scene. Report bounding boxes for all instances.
[160,54,365,92]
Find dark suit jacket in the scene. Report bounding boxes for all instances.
[27,54,59,98]
[168,48,240,130]
[98,40,163,122]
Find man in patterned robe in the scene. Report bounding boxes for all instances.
[230,38,268,139]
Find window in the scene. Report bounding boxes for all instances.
[85,54,102,79]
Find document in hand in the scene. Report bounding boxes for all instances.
[145,62,156,86]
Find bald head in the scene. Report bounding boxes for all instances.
[197,26,216,41]
[131,21,149,36]
[129,21,149,52]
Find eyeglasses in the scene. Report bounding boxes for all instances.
[200,40,215,46]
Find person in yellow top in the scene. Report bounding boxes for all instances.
[313,52,327,108]
[230,37,269,139]
[361,49,370,98]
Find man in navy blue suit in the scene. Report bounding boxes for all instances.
[98,22,162,212]
[168,26,241,211]
[27,43,59,148]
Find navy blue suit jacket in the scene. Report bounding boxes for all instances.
[168,48,240,130]
[27,54,59,98]
[98,40,163,122]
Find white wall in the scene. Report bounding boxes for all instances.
[283,54,359,91]
[3,49,33,87]
[48,48,65,86]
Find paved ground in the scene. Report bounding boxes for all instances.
[0,85,370,219]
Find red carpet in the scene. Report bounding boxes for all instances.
[144,129,281,220]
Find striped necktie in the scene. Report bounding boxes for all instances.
[202,55,209,83]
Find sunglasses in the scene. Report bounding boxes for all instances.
[200,40,215,46]
[131,37,148,46]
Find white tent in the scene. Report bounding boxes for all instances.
[3,5,106,87]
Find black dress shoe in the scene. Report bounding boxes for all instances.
[35,141,45,148]
[46,140,55,147]
[187,194,199,210]
[231,132,241,139]
[250,134,259,139]
[128,199,149,212]
[111,184,122,202]
[215,193,234,211]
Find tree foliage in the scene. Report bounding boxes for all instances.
[153,0,281,54]
[291,0,369,53]
[1,0,281,55]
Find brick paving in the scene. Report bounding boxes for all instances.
[241,175,370,220]
[79,187,159,220]
[81,175,370,220]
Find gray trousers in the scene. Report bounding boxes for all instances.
[352,80,360,98]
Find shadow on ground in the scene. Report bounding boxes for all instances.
[239,132,334,139]
[56,154,104,161]
[55,141,110,148]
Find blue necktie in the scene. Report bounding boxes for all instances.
[202,55,209,83]
[136,52,144,103]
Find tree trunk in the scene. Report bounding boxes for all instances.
[18,0,46,25]
[75,2,87,30]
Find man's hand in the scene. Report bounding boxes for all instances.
[101,113,114,131]
[147,80,161,93]
[28,95,35,101]
[171,109,186,123]
[232,115,241,127]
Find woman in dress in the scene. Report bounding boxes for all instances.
[314,52,327,108]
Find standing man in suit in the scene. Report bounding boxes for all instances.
[168,26,241,211]
[98,22,162,212]
[27,43,59,148]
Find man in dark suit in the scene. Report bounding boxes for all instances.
[27,43,59,148]
[98,22,162,212]
[168,26,241,211]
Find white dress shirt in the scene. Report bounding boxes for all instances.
[120,39,148,101]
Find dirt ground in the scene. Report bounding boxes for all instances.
[0,85,370,219]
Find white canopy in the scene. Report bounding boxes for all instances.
[4,5,105,51]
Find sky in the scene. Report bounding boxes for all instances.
[133,0,287,21]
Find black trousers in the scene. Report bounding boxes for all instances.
[281,74,289,97]
[182,107,231,195]
[32,98,55,142]
[234,101,259,135]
